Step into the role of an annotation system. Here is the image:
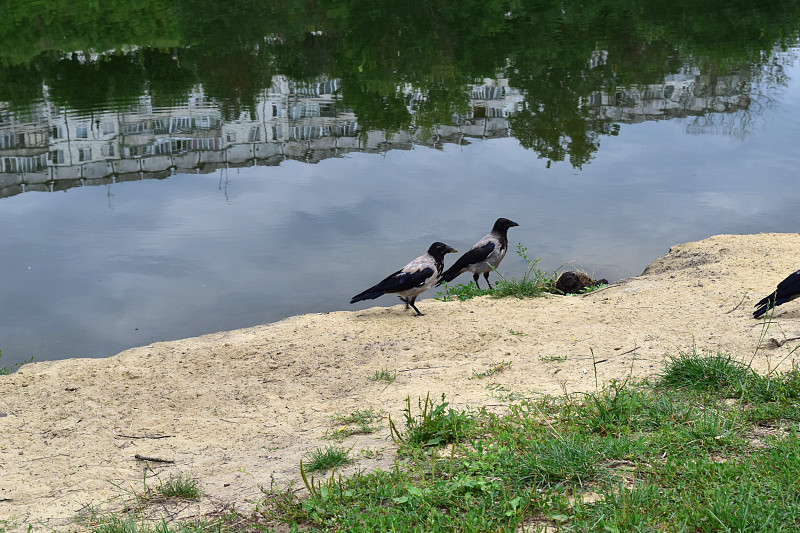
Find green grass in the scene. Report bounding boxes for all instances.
[256,349,800,532]
[518,432,611,489]
[491,244,559,299]
[76,348,800,532]
[660,346,755,394]
[331,408,380,426]
[84,515,234,533]
[435,280,492,301]
[540,354,568,362]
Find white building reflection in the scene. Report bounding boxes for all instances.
[0,71,748,198]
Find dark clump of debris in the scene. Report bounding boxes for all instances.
[556,271,608,294]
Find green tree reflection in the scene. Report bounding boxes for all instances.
[0,0,798,167]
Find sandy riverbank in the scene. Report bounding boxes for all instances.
[2,233,799,531]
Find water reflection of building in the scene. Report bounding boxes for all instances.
[0,103,51,178]
[0,73,746,198]
[584,73,751,122]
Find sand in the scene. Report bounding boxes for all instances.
[2,233,800,531]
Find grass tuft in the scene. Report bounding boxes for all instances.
[518,433,608,489]
[490,244,559,299]
[155,473,201,500]
[303,444,353,472]
[435,281,491,301]
[435,243,560,301]
[572,379,650,435]
[325,409,382,440]
[674,409,743,450]
[389,393,474,449]
[660,345,800,403]
[579,282,608,293]
[660,346,754,395]
[470,360,512,379]
[369,367,397,384]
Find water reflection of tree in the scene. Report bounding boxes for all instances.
[0,64,42,112]
[1,0,799,166]
[510,100,620,169]
[506,59,622,168]
[44,53,147,115]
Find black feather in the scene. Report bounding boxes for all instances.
[350,267,435,303]
[753,269,800,318]
[438,242,495,284]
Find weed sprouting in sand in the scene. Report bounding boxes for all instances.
[369,367,397,384]
[325,409,382,440]
[470,360,512,379]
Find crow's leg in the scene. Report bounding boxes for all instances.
[409,296,424,316]
[473,273,481,290]
[399,296,423,315]
[484,271,493,290]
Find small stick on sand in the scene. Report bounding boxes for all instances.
[134,454,174,464]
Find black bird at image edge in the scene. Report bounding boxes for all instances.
[350,241,458,316]
[753,268,800,318]
[437,217,519,290]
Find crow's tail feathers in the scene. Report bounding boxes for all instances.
[753,293,779,318]
[350,290,385,304]
[753,304,770,319]
[435,269,459,287]
[754,292,777,309]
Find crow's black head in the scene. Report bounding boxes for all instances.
[428,241,458,258]
[493,218,519,232]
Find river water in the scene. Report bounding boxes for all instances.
[1,2,799,368]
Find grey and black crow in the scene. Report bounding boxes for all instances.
[351,241,458,316]
[437,218,519,290]
[753,268,800,318]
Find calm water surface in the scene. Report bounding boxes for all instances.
[1,1,800,368]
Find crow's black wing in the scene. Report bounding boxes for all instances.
[438,242,495,284]
[351,267,435,303]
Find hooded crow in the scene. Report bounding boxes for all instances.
[437,218,519,290]
[753,268,800,318]
[351,241,458,316]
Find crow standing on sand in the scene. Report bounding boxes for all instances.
[437,218,519,290]
[350,242,458,316]
[753,268,800,318]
